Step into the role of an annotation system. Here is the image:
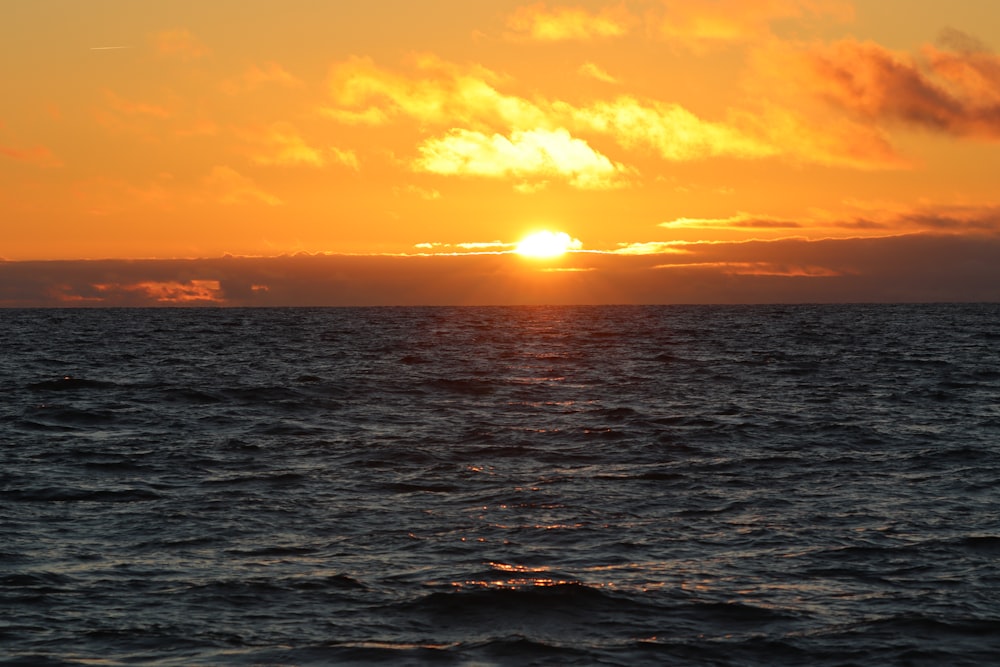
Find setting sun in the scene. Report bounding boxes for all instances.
[515,231,581,258]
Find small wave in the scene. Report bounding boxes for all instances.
[400,354,431,365]
[591,406,641,421]
[382,481,461,494]
[27,376,117,392]
[5,486,161,503]
[287,574,368,591]
[0,571,78,591]
[200,471,308,487]
[21,405,117,427]
[401,582,648,619]
[161,387,223,404]
[957,535,1000,554]
[0,655,89,667]
[691,601,804,627]
[463,635,591,663]
[425,378,495,395]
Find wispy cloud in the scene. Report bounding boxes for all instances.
[655,0,853,50]
[221,62,301,94]
[506,3,632,41]
[151,28,210,61]
[578,62,620,84]
[204,166,281,205]
[0,144,62,168]
[241,123,325,167]
[660,213,803,230]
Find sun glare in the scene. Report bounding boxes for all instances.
[515,231,579,258]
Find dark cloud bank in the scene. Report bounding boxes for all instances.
[2,233,998,307]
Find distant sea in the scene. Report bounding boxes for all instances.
[2,304,999,666]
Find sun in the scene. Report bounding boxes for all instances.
[515,231,580,258]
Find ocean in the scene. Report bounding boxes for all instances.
[2,304,999,666]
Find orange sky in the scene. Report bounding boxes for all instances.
[2,1,1000,305]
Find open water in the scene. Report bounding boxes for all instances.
[1,304,999,666]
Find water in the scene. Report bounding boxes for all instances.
[2,304,999,666]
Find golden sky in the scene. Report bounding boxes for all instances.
[2,0,1000,305]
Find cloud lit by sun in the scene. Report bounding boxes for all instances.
[515,231,582,258]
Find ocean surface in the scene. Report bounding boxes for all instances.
[2,304,999,666]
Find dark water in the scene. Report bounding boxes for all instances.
[2,304,999,666]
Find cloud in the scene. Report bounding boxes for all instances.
[800,36,1000,140]
[327,55,549,130]
[395,184,441,200]
[839,201,1000,233]
[613,241,692,255]
[0,144,62,168]
[330,147,360,171]
[660,213,803,230]
[102,90,171,119]
[204,166,281,205]
[323,44,937,176]
[506,3,631,41]
[243,123,325,167]
[653,260,845,277]
[414,127,630,189]
[413,240,513,253]
[324,57,770,165]
[94,90,174,139]
[573,96,777,160]
[4,233,1000,306]
[658,203,1000,236]
[655,0,853,50]
[71,174,177,216]
[221,62,301,94]
[578,62,620,84]
[151,29,210,61]
[93,280,223,304]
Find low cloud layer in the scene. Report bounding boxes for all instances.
[3,233,998,307]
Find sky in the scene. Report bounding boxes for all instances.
[2,0,1000,306]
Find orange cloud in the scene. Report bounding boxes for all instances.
[578,62,620,84]
[660,203,1000,237]
[325,57,762,168]
[654,261,845,277]
[506,3,631,41]
[3,233,999,306]
[327,55,549,130]
[243,123,325,167]
[204,166,281,205]
[103,90,171,118]
[571,96,775,160]
[151,29,210,60]
[0,144,62,168]
[802,36,1000,140]
[414,127,630,189]
[72,174,177,216]
[656,0,853,49]
[94,280,223,304]
[221,62,301,94]
[324,54,904,171]
[94,90,174,140]
[660,213,802,230]
[612,241,692,255]
[330,147,360,171]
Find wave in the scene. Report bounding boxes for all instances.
[5,486,162,503]
[27,376,118,392]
